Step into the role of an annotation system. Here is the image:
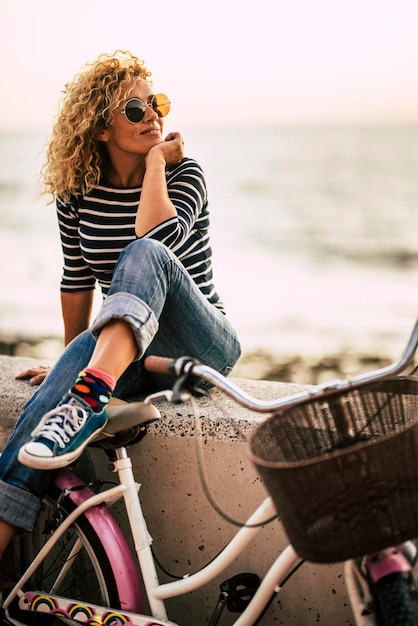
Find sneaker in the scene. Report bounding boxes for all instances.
[18,392,108,469]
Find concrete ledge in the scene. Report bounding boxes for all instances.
[0,355,353,625]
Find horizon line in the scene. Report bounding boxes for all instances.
[1,119,418,136]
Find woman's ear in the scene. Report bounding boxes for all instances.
[97,128,109,142]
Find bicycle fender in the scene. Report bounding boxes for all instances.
[366,547,412,583]
[53,469,143,613]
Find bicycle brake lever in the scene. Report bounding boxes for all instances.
[144,390,174,403]
[144,389,191,404]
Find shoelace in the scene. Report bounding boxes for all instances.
[32,400,88,449]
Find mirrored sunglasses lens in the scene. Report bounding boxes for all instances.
[125,99,146,123]
[152,94,171,118]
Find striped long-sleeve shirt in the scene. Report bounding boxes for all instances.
[56,157,224,311]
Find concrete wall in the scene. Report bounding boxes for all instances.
[0,355,354,625]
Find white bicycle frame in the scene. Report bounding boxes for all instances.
[94,446,418,625]
[2,417,415,626]
[105,446,302,624]
[2,444,302,626]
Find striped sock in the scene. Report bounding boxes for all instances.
[71,368,115,413]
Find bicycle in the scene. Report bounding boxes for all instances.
[1,319,418,625]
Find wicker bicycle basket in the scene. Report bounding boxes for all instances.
[248,377,418,563]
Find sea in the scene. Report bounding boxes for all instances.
[1,127,417,379]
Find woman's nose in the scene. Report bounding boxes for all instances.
[143,104,158,122]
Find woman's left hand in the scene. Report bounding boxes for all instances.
[15,365,52,386]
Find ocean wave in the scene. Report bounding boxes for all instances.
[313,246,418,267]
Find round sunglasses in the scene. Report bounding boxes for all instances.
[122,94,171,124]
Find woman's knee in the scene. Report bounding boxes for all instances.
[119,238,170,266]
[110,239,173,295]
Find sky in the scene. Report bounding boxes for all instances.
[1,0,418,132]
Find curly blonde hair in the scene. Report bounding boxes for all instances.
[41,51,152,202]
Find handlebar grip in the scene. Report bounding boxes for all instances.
[144,356,176,375]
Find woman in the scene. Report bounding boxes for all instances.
[0,51,241,553]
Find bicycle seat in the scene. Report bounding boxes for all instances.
[90,398,161,449]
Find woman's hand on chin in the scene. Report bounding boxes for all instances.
[148,131,184,166]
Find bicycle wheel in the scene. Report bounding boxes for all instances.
[1,475,142,621]
[373,573,417,626]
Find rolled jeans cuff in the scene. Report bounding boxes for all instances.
[0,480,42,532]
[90,292,159,360]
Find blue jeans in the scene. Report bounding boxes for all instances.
[0,239,241,531]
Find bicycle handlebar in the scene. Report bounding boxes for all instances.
[144,317,418,413]
[144,356,175,375]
